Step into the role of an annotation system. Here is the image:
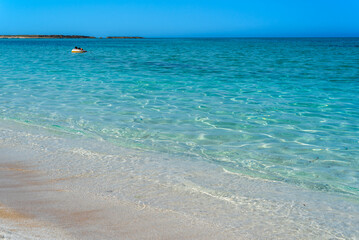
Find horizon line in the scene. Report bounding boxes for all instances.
[1,35,359,39]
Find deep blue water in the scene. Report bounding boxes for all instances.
[0,38,358,197]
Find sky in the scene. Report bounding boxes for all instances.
[0,0,358,37]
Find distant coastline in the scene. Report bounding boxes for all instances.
[106,36,143,39]
[0,35,144,39]
[0,35,96,39]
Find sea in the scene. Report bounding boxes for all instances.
[0,38,358,238]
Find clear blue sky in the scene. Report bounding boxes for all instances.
[1,0,358,37]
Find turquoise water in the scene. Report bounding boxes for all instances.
[0,38,358,197]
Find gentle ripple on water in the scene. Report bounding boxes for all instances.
[0,38,358,198]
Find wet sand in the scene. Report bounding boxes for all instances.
[0,160,238,240]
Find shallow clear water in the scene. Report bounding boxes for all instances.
[0,38,358,198]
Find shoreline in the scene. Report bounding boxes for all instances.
[0,119,358,239]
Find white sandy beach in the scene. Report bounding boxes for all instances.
[0,161,236,240]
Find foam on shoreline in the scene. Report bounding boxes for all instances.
[0,119,358,239]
